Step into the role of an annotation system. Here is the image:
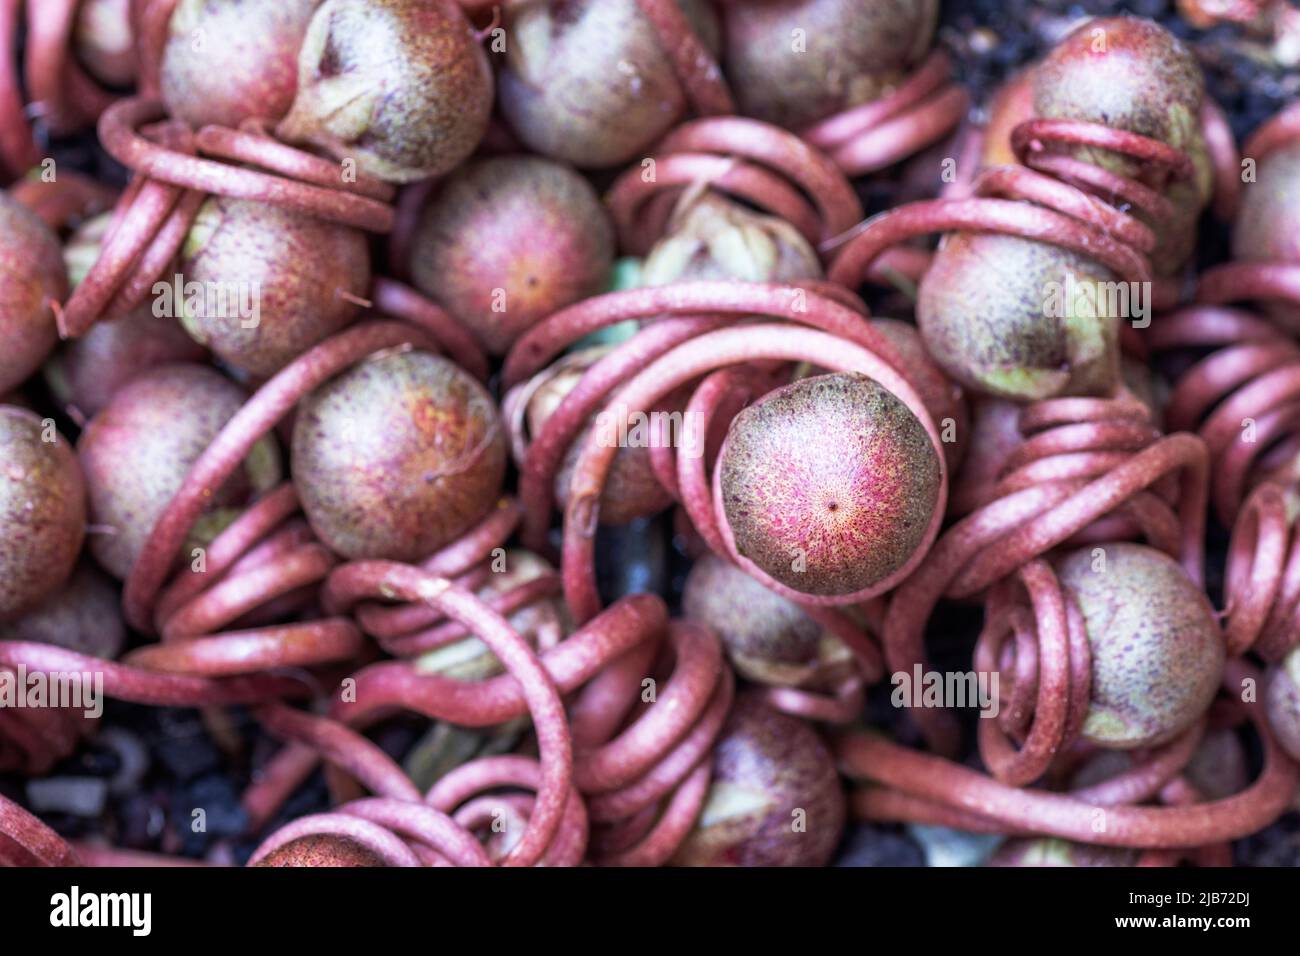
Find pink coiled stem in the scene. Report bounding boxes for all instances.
[559,323,947,618]
[829,116,1196,303]
[801,51,970,176]
[606,116,862,257]
[881,421,1207,754]
[974,561,1091,787]
[839,664,1298,849]
[123,321,439,633]
[368,277,490,383]
[241,595,668,832]
[1,793,80,866]
[322,561,573,868]
[633,0,734,117]
[427,755,588,867]
[98,97,394,232]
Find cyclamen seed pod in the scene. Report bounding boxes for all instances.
[1056,543,1224,750]
[1184,728,1251,801]
[1231,138,1300,328]
[176,198,371,377]
[44,305,208,419]
[0,193,68,394]
[716,372,943,602]
[0,408,86,622]
[78,364,283,580]
[409,156,614,356]
[0,563,125,660]
[160,0,319,128]
[918,233,1121,401]
[277,0,493,183]
[641,193,823,286]
[1031,15,1211,272]
[291,350,506,561]
[1033,16,1205,159]
[720,0,938,129]
[682,554,851,688]
[254,834,387,867]
[673,696,845,867]
[497,0,719,168]
[1264,647,1300,763]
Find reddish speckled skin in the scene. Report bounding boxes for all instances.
[0,193,68,394]
[78,364,282,580]
[277,0,493,183]
[717,372,941,598]
[410,156,613,356]
[720,0,938,129]
[178,197,371,377]
[0,563,124,659]
[683,554,847,688]
[44,304,208,419]
[1034,17,1203,153]
[0,408,85,622]
[292,350,506,561]
[1264,647,1300,763]
[160,0,318,129]
[1232,141,1300,328]
[1031,16,1210,274]
[1056,543,1224,750]
[498,0,717,169]
[254,833,386,867]
[673,696,844,866]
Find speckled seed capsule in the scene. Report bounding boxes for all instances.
[720,0,938,129]
[682,554,851,688]
[410,156,614,356]
[291,350,506,561]
[77,364,283,580]
[497,0,718,168]
[0,563,125,660]
[176,197,371,377]
[1264,646,1300,764]
[1232,139,1300,329]
[674,696,845,867]
[717,372,942,600]
[277,0,494,183]
[0,192,68,395]
[1055,543,1224,750]
[0,408,86,622]
[160,0,318,128]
